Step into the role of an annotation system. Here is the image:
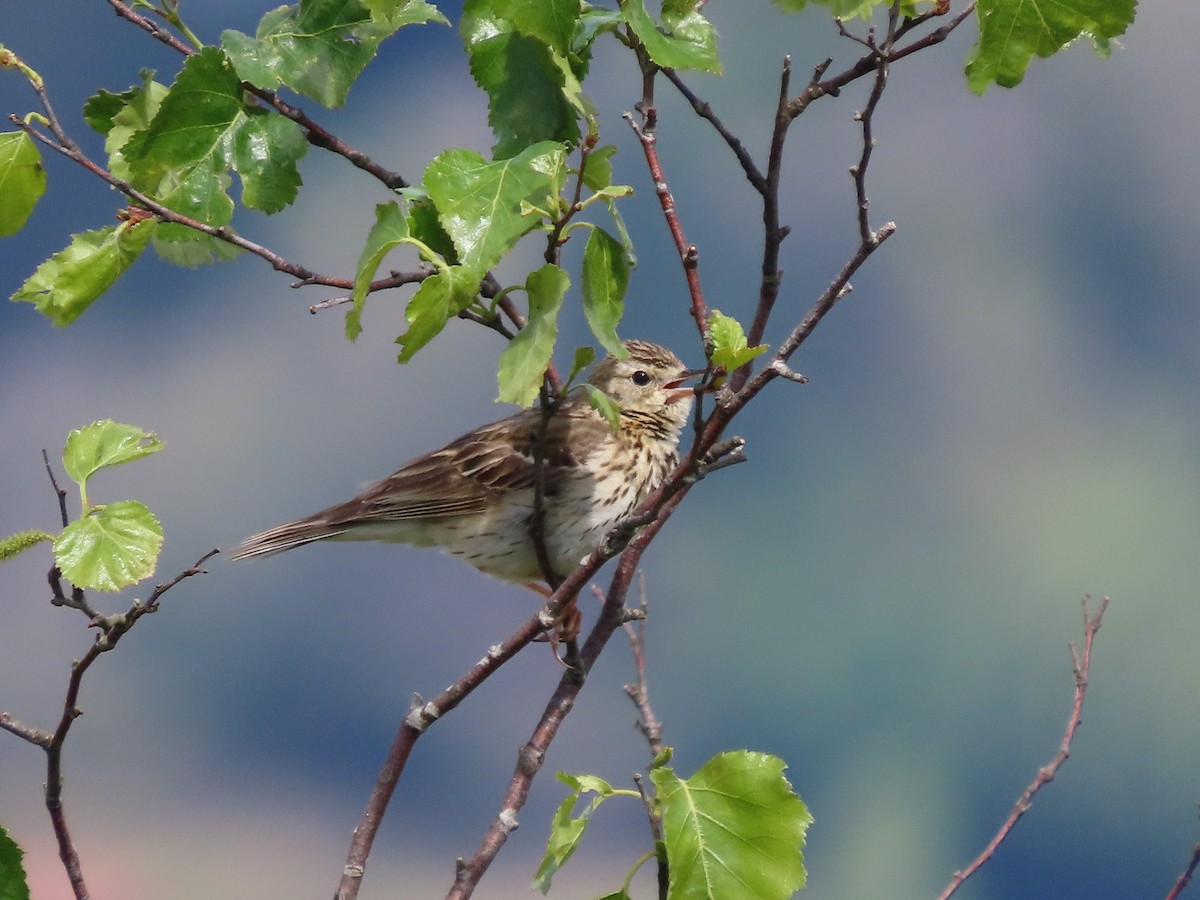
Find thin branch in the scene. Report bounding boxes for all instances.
[9,116,426,299]
[787,3,975,120]
[104,0,409,188]
[1166,842,1200,900]
[937,596,1110,900]
[42,449,70,528]
[335,465,700,899]
[529,389,566,596]
[333,616,547,900]
[246,86,409,189]
[634,772,669,900]
[725,220,894,427]
[624,110,710,349]
[106,0,193,54]
[742,54,798,379]
[448,499,691,899]
[0,713,53,748]
[661,68,765,192]
[16,549,216,900]
[622,572,665,759]
[849,8,894,245]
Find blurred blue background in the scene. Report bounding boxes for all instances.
[2,2,1198,898]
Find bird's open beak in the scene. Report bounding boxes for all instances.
[664,367,706,404]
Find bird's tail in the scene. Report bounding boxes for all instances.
[229,517,350,560]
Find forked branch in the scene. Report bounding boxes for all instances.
[937,596,1110,900]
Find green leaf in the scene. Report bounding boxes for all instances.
[651,751,812,900]
[83,87,132,137]
[532,771,617,893]
[84,71,169,181]
[0,530,53,563]
[401,191,458,264]
[396,265,479,361]
[363,0,447,28]
[222,0,446,108]
[0,132,46,237]
[54,500,163,592]
[124,48,308,220]
[11,220,156,327]
[151,227,243,268]
[621,0,722,74]
[709,309,768,373]
[581,143,617,192]
[233,108,308,213]
[62,420,165,490]
[349,198,454,340]
[424,142,566,276]
[491,0,581,54]
[497,264,568,407]
[574,7,624,53]
[567,345,595,384]
[350,201,415,340]
[581,227,629,359]
[966,0,1136,92]
[0,826,30,900]
[579,383,620,432]
[462,0,582,158]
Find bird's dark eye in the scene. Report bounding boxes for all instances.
[631,370,652,386]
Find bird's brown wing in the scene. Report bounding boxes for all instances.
[321,403,607,526]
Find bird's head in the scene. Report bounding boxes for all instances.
[588,340,699,430]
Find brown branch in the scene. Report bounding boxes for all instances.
[447,482,694,899]
[937,596,1110,900]
[0,713,53,748]
[334,459,701,899]
[41,449,70,528]
[4,548,217,900]
[104,0,409,188]
[788,3,976,120]
[1166,842,1200,900]
[624,110,710,350]
[333,613,548,900]
[849,6,896,246]
[661,68,765,192]
[622,573,664,760]
[337,427,714,899]
[9,115,429,299]
[106,0,194,55]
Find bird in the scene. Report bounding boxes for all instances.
[229,340,697,588]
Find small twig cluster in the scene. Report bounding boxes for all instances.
[937,596,1110,900]
[0,459,216,900]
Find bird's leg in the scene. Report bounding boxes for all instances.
[528,583,583,666]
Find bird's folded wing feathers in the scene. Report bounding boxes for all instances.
[323,409,603,524]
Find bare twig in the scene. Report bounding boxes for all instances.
[447,499,691,899]
[3,548,216,900]
[335,461,702,899]
[0,713,53,748]
[624,110,710,349]
[661,68,765,192]
[787,3,976,120]
[633,771,669,900]
[41,449,69,528]
[937,596,1110,900]
[849,6,895,245]
[334,616,546,900]
[1165,841,1200,900]
[622,572,664,759]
